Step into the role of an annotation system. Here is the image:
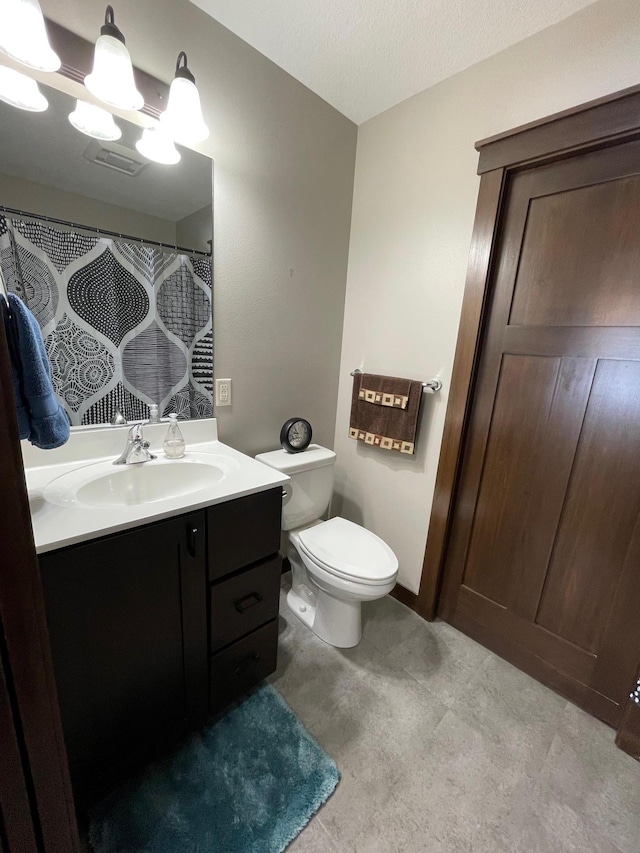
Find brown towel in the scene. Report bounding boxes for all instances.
[349,373,423,454]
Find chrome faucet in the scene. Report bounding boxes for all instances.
[113,424,157,465]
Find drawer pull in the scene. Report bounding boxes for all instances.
[234,591,263,613]
[234,653,260,676]
[187,526,199,557]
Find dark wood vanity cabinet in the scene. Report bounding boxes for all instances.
[206,488,283,712]
[39,510,209,807]
[38,487,283,808]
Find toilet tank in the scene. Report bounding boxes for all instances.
[255,444,336,531]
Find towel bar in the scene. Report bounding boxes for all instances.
[350,368,442,394]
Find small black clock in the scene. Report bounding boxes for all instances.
[280,417,312,453]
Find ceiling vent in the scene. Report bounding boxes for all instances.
[83,139,149,177]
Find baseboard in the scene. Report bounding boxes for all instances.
[390,583,420,612]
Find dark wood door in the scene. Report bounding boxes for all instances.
[0,643,38,852]
[39,511,208,808]
[440,138,640,727]
[0,305,79,849]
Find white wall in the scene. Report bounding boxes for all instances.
[176,205,213,254]
[334,0,640,593]
[38,0,357,456]
[0,172,177,244]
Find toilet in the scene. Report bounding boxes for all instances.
[255,444,398,648]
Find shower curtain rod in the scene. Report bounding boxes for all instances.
[0,205,212,260]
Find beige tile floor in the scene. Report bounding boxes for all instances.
[270,577,640,853]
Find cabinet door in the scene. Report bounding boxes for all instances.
[207,489,282,581]
[39,511,207,807]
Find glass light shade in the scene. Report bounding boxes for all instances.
[160,75,209,145]
[0,0,60,72]
[0,66,48,111]
[85,34,143,111]
[135,126,181,165]
[69,100,121,141]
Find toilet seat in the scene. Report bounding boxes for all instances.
[297,517,398,586]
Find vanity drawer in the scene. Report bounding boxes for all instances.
[210,618,278,713]
[210,555,282,652]
[207,488,282,581]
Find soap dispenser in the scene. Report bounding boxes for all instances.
[148,403,160,424]
[163,413,185,458]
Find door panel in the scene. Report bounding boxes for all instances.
[536,359,640,652]
[463,355,597,619]
[440,137,640,726]
[593,515,640,702]
[462,354,561,605]
[511,175,640,326]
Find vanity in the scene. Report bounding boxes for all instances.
[25,419,288,809]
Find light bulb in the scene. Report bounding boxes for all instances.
[84,6,143,111]
[0,0,60,72]
[69,100,122,141]
[160,52,209,145]
[0,66,48,111]
[135,125,181,165]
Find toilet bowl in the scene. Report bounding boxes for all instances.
[255,445,399,648]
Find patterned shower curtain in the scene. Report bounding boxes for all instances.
[0,216,213,426]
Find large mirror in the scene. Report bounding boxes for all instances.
[0,82,213,426]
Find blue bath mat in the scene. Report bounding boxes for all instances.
[89,685,339,853]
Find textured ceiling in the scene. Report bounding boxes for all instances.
[190,0,598,124]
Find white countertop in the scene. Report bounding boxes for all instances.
[24,419,288,554]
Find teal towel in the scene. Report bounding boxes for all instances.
[7,294,69,449]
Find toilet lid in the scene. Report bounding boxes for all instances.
[297,517,398,584]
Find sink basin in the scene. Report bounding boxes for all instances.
[76,462,222,507]
[44,455,238,508]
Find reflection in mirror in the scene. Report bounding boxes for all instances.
[0,82,213,426]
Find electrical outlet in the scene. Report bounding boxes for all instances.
[215,378,232,407]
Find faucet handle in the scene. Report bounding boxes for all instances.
[113,422,154,465]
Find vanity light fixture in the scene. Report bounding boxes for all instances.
[0,65,48,112]
[0,0,60,72]
[85,5,144,112]
[69,99,122,141]
[160,52,209,145]
[135,124,181,165]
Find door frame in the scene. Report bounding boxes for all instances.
[0,307,79,848]
[416,82,640,755]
